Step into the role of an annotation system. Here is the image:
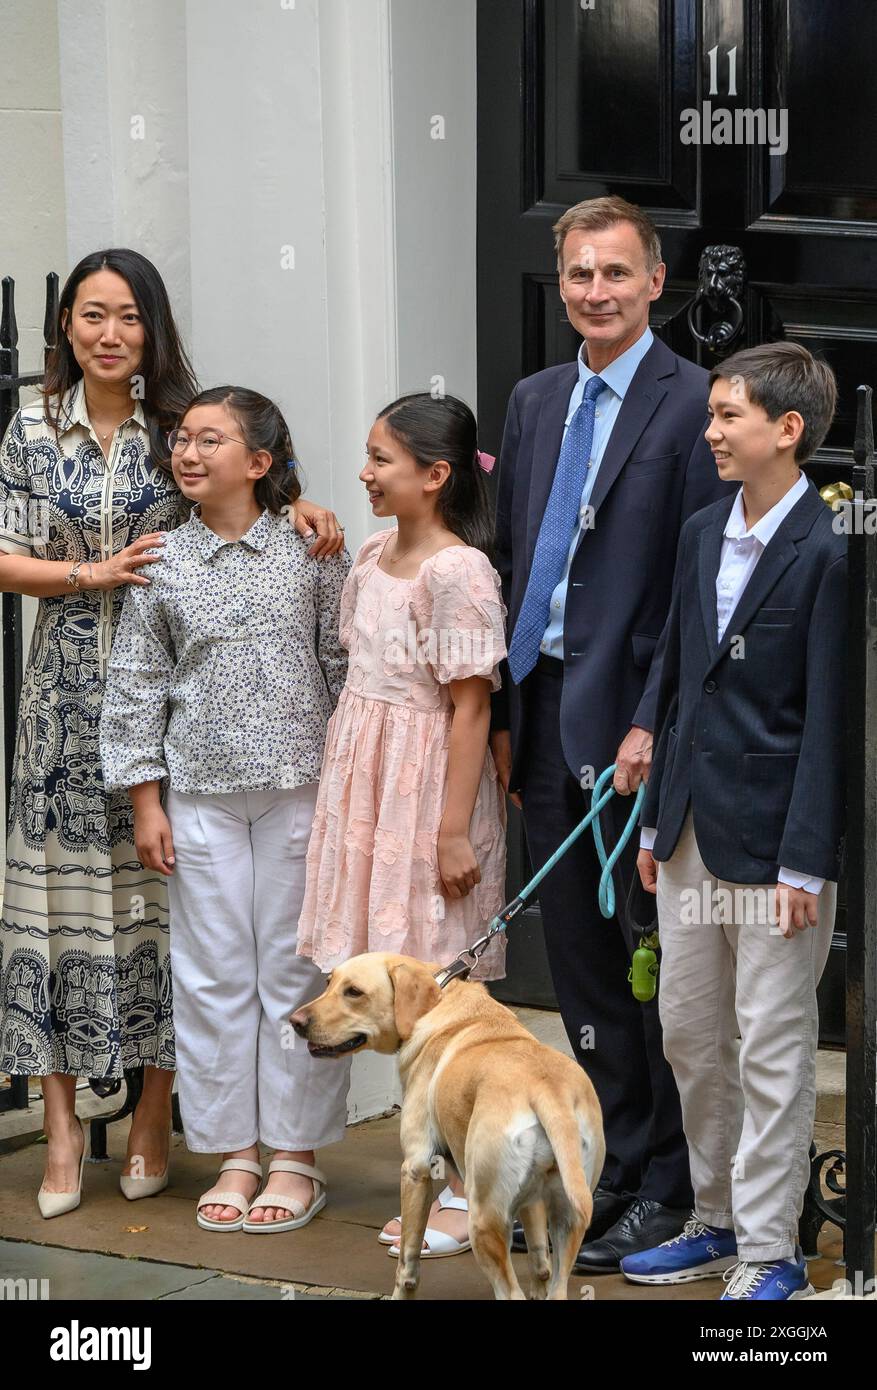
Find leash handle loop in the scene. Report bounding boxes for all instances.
[590,765,646,918]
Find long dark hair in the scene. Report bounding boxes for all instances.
[377,393,493,557]
[43,248,198,467]
[180,386,302,515]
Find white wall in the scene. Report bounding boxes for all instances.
[0,0,67,371]
[185,0,331,468]
[54,0,478,554]
[57,0,191,343]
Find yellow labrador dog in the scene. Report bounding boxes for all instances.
[291,952,604,1300]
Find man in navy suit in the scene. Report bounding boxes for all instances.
[624,343,845,1301]
[491,196,732,1270]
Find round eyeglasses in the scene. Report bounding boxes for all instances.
[167,428,249,457]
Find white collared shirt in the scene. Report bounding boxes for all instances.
[641,471,824,894]
[716,472,808,642]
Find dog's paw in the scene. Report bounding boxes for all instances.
[392,1279,419,1300]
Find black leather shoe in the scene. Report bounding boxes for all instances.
[511,1186,630,1254]
[573,1197,691,1274]
[510,1219,532,1254]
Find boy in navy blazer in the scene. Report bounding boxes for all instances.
[623,342,846,1300]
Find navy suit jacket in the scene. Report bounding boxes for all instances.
[492,335,732,790]
[641,481,848,884]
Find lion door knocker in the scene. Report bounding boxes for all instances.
[687,245,747,354]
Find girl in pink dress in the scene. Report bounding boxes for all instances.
[296,392,508,1256]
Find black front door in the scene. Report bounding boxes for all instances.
[478,0,877,1039]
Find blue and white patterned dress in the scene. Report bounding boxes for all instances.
[0,382,187,1077]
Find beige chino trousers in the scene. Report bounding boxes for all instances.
[656,813,835,1262]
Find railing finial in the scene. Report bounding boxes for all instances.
[43,271,59,355]
[0,276,18,354]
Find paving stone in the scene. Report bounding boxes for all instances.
[159,1273,340,1300]
[0,1238,217,1301]
[1,1110,867,1301]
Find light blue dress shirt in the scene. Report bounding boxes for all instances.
[541,327,654,659]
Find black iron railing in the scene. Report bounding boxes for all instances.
[798,388,877,1290]
[0,272,57,1114]
[839,386,877,1288]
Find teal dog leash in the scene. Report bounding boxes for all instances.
[434,765,650,991]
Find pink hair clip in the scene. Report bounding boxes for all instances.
[476,449,496,475]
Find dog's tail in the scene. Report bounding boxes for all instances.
[532,1091,593,1228]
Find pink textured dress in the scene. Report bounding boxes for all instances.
[296,529,508,980]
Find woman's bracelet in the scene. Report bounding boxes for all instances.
[66,560,96,592]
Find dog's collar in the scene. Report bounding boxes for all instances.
[434,925,504,989]
[434,908,523,990]
[433,957,474,990]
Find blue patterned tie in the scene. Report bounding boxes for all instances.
[508,374,605,684]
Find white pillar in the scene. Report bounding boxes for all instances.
[389,0,478,408]
[319,0,400,547]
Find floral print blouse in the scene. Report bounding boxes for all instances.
[100,508,350,795]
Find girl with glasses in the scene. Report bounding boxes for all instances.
[101,386,351,1233]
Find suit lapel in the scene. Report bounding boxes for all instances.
[709,538,799,668]
[586,377,667,519]
[572,338,678,557]
[704,484,823,670]
[698,516,726,661]
[525,366,578,565]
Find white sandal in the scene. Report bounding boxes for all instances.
[387,1185,471,1259]
[195,1159,263,1232]
[242,1159,327,1234]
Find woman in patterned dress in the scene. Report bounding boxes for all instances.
[0,249,344,1216]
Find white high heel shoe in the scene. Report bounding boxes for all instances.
[120,1166,169,1200]
[120,1124,171,1199]
[37,1117,87,1220]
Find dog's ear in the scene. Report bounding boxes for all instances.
[388,961,441,1040]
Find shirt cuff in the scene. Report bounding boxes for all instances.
[778,867,825,896]
[640,826,658,851]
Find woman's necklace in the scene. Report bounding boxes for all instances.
[86,395,131,443]
[388,529,444,565]
[92,417,128,442]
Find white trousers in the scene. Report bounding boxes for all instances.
[166,785,351,1153]
[656,813,836,1262]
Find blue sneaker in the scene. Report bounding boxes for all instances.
[721,1248,814,1300]
[621,1217,738,1284]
